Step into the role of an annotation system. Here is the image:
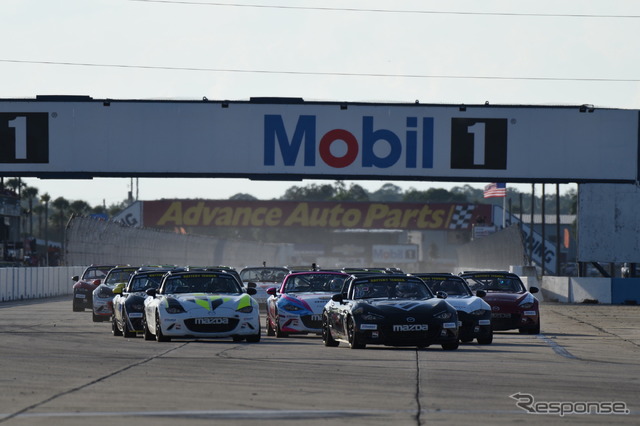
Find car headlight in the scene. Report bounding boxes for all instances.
[165,299,185,314]
[469,309,487,316]
[435,311,453,320]
[236,305,254,313]
[282,304,304,312]
[361,312,385,321]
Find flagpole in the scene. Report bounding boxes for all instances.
[502,194,506,228]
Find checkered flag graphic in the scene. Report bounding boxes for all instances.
[449,205,474,229]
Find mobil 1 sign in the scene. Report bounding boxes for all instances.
[0,99,637,184]
[372,244,419,264]
[0,113,48,163]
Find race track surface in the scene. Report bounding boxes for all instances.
[0,298,638,425]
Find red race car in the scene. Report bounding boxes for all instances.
[72,264,116,312]
[459,271,540,334]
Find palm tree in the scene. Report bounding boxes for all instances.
[22,186,38,236]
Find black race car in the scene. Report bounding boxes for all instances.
[111,268,176,338]
[322,275,459,350]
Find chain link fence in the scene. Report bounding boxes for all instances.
[65,216,292,269]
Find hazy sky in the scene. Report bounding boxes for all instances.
[4,0,638,205]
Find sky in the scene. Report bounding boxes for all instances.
[4,0,639,206]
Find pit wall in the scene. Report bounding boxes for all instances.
[540,276,640,304]
[0,266,85,302]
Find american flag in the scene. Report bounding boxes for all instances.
[483,182,507,198]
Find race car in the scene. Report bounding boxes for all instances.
[412,273,493,344]
[266,271,349,337]
[459,271,540,334]
[91,265,138,322]
[143,270,261,342]
[239,266,290,306]
[111,268,176,338]
[322,274,459,350]
[72,264,116,312]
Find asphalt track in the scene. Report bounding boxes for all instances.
[0,297,638,425]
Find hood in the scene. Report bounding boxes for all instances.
[279,293,333,314]
[358,298,447,314]
[168,293,255,312]
[444,296,490,313]
[483,292,527,304]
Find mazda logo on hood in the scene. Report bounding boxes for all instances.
[406,317,415,322]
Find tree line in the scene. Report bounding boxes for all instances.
[1,178,577,245]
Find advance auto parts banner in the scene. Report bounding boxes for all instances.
[143,200,492,231]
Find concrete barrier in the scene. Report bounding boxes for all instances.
[0,266,85,303]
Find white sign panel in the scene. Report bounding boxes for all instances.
[0,98,637,182]
[372,244,419,264]
[578,183,640,262]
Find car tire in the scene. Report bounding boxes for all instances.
[246,327,261,343]
[347,316,365,349]
[477,333,493,345]
[155,311,171,342]
[441,340,459,350]
[92,312,101,322]
[122,313,136,338]
[275,313,288,338]
[266,316,275,336]
[111,315,122,336]
[322,312,339,347]
[142,315,154,341]
[233,336,245,342]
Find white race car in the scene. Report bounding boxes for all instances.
[239,266,290,306]
[413,273,493,344]
[143,270,261,342]
[265,271,349,337]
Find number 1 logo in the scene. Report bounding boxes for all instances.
[450,118,507,169]
[0,113,49,163]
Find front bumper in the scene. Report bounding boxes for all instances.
[159,314,260,338]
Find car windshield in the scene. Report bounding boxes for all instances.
[352,278,431,300]
[240,268,288,283]
[82,267,112,280]
[164,273,242,294]
[419,277,472,297]
[105,269,136,285]
[283,273,345,293]
[129,273,166,292]
[464,275,525,293]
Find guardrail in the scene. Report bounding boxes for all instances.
[0,266,85,302]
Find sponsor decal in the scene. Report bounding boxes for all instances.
[311,314,322,321]
[264,114,434,169]
[0,113,49,163]
[360,324,378,330]
[195,317,229,325]
[442,322,457,329]
[478,319,491,325]
[523,311,537,316]
[492,313,511,318]
[393,324,428,332]
[128,313,143,318]
[74,294,86,299]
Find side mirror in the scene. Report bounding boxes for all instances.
[529,286,539,294]
[476,290,487,298]
[246,287,257,296]
[436,291,448,299]
[146,288,157,297]
[247,282,257,288]
[112,286,123,295]
[266,287,277,296]
[72,275,79,281]
[331,293,344,303]
[93,279,101,285]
